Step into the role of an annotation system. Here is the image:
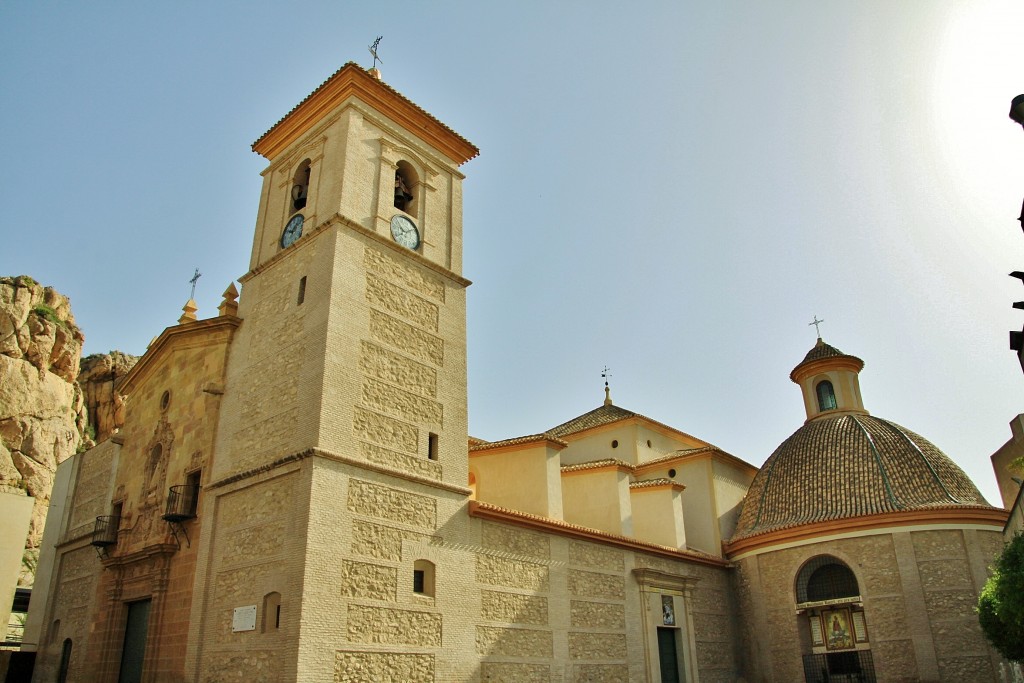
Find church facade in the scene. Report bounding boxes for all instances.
[25,63,1010,683]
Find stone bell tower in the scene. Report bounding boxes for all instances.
[187,63,478,681]
[209,62,478,487]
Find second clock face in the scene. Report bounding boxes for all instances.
[390,215,420,250]
[281,214,304,248]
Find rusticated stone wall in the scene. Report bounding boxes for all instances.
[734,527,1007,683]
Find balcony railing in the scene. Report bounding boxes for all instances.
[802,651,876,683]
[163,484,200,522]
[91,516,120,547]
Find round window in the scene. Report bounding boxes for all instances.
[668,469,676,478]
[611,440,618,448]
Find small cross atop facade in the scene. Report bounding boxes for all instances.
[189,268,202,299]
[809,315,825,339]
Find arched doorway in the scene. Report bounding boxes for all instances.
[794,555,875,682]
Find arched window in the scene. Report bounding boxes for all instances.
[816,380,837,412]
[795,556,859,604]
[57,638,73,683]
[262,592,281,632]
[413,559,435,597]
[394,161,419,216]
[291,160,311,212]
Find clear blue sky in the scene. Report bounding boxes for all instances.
[3,1,1023,504]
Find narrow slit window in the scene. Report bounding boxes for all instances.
[262,592,281,632]
[428,433,438,461]
[297,276,307,305]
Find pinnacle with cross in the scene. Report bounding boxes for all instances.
[189,268,202,299]
[809,315,824,340]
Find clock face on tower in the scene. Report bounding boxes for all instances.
[390,215,420,250]
[281,214,304,248]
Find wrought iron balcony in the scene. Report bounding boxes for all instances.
[802,651,875,682]
[162,484,200,522]
[91,515,120,547]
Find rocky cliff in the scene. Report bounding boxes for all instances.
[0,276,86,557]
[0,276,137,585]
[80,351,137,443]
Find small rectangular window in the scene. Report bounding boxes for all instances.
[297,276,307,305]
[413,569,425,594]
[428,433,438,461]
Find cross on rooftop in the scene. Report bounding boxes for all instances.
[189,268,202,299]
[809,315,825,339]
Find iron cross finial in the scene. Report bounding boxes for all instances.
[189,268,202,299]
[369,36,383,69]
[601,366,612,388]
[808,315,825,339]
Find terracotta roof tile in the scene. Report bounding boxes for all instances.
[560,459,633,473]
[469,433,567,453]
[731,414,997,542]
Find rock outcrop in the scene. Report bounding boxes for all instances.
[0,276,87,580]
[80,351,137,443]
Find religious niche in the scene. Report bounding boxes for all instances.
[136,420,175,543]
[661,595,675,626]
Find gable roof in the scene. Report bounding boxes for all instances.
[546,402,713,447]
[252,62,478,164]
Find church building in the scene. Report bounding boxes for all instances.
[25,62,1011,683]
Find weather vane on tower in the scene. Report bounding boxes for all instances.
[368,36,383,69]
[602,366,613,406]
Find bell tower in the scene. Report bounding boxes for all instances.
[209,62,478,487]
[190,63,479,681]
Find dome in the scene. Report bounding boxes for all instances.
[731,413,996,542]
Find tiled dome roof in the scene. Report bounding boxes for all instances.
[731,414,995,542]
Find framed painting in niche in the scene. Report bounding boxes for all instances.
[821,607,854,650]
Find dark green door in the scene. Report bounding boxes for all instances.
[657,627,681,683]
[118,599,151,683]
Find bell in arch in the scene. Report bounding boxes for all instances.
[291,183,307,211]
[394,171,414,210]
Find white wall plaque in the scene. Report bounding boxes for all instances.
[232,605,257,632]
[852,611,868,642]
[809,614,824,645]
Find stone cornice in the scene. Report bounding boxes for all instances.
[724,506,1009,558]
[240,213,471,288]
[632,567,701,593]
[206,447,471,497]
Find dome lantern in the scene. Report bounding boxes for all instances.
[790,338,867,422]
